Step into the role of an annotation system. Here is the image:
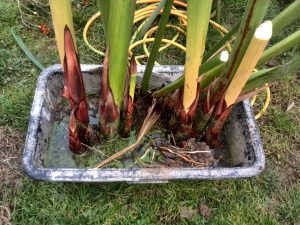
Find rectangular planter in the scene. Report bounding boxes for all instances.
[22,64,265,183]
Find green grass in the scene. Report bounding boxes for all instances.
[0,0,300,224]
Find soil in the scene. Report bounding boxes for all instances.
[198,203,212,220]
[160,138,215,167]
[129,95,215,168]
[0,127,24,224]
[46,92,218,168]
[272,150,300,188]
[0,127,24,185]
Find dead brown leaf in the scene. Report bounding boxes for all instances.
[266,59,279,68]
[198,203,212,220]
[286,101,295,112]
[179,206,196,220]
[0,205,12,225]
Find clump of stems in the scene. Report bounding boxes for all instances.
[50,0,89,154]
[49,0,300,158]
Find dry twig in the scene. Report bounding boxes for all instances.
[0,206,12,225]
[160,146,207,167]
[95,101,160,168]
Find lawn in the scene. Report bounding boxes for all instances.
[0,0,299,224]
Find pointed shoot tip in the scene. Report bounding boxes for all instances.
[220,51,229,62]
[130,56,137,75]
[255,20,273,40]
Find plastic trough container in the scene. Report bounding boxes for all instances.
[22,64,265,183]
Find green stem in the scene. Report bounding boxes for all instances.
[210,0,270,105]
[153,62,225,97]
[108,0,136,108]
[258,29,300,66]
[216,0,221,23]
[97,0,110,44]
[271,0,300,35]
[243,56,300,93]
[182,0,212,111]
[153,52,227,97]
[137,0,167,40]
[141,0,174,95]
[202,20,240,62]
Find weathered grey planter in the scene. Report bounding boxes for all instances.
[22,64,265,183]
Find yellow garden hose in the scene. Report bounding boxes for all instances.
[83,0,230,62]
[251,84,271,119]
[82,0,270,119]
[83,11,104,56]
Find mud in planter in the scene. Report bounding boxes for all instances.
[22,64,265,183]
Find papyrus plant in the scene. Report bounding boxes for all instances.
[49,0,300,154]
[50,0,90,154]
[98,0,136,138]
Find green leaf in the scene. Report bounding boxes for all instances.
[243,56,300,93]
[136,0,167,40]
[11,28,45,70]
[202,20,240,62]
[271,0,300,35]
[108,0,136,107]
[153,52,227,97]
[141,0,174,94]
[258,29,300,66]
[210,0,270,105]
[97,0,110,44]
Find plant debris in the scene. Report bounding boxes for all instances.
[179,206,197,220]
[0,127,24,183]
[0,127,23,224]
[198,203,212,220]
[95,101,160,168]
[160,138,215,167]
[286,101,295,112]
[0,205,12,225]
